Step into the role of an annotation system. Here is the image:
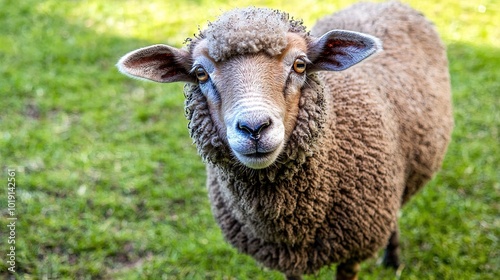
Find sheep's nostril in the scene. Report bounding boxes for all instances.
[237,119,271,140]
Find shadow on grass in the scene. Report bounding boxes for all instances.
[1,1,206,279]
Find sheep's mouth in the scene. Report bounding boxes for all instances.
[233,147,282,169]
[243,151,274,159]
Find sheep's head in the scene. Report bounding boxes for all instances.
[117,7,381,170]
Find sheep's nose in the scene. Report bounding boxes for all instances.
[237,118,271,140]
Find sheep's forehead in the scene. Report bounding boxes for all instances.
[204,7,306,61]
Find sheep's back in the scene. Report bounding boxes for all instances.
[312,1,453,203]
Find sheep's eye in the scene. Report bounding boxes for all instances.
[293,58,306,74]
[195,66,209,82]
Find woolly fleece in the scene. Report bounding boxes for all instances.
[183,1,453,277]
[198,8,307,62]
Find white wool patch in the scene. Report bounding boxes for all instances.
[205,8,291,61]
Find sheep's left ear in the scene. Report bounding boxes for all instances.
[307,30,382,72]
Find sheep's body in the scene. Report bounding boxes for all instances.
[118,1,453,279]
[197,1,452,276]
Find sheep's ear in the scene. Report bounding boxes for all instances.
[117,44,195,83]
[307,30,382,72]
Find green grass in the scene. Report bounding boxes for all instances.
[0,0,498,279]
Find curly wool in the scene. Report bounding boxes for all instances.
[197,8,307,62]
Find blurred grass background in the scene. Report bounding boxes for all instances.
[0,0,498,279]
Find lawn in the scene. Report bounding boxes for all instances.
[0,0,498,279]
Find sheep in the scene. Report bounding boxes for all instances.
[117,1,453,279]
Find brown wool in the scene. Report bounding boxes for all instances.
[182,2,453,277]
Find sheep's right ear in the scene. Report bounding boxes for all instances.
[117,44,195,83]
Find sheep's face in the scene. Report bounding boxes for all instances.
[117,8,381,170]
[188,34,308,169]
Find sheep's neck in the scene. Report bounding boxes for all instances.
[212,141,335,245]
